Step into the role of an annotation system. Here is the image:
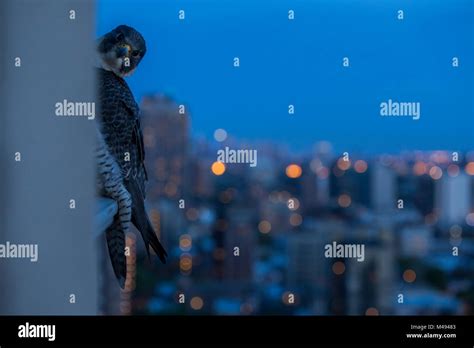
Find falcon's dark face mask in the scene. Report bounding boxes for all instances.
[98,25,147,78]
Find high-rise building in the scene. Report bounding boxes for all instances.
[346,224,396,315]
[139,94,190,264]
[223,206,256,284]
[316,175,330,207]
[140,94,189,201]
[370,163,396,212]
[436,173,471,225]
[286,220,344,313]
[300,163,320,213]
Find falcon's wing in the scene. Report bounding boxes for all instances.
[132,116,148,196]
[97,69,148,196]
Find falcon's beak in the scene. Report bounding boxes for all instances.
[116,43,131,58]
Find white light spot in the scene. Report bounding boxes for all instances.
[214,128,228,142]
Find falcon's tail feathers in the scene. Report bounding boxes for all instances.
[105,218,127,288]
[126,178,168,264]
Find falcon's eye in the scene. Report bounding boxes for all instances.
[116,32,124,41]
[132,50,140,57]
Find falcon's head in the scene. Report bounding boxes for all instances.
[97,25,147,78]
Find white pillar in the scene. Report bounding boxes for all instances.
[0,0,98,314]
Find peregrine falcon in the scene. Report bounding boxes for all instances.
[96,25,167,288]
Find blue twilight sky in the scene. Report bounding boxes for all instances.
[98,0,474,154]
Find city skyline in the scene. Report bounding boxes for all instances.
[126,94,474,316]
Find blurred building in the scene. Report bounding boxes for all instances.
[139,94,190,263]
[328,157,373,210]
[286,220,344,313]
[346,225,396,315]
[400,225,433,257]
[294,162,315,209]
[223,206,257,285]
[141,94,189,201]
[436,173,471,225]
[370,163,396,212]
[316,175,330,207]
